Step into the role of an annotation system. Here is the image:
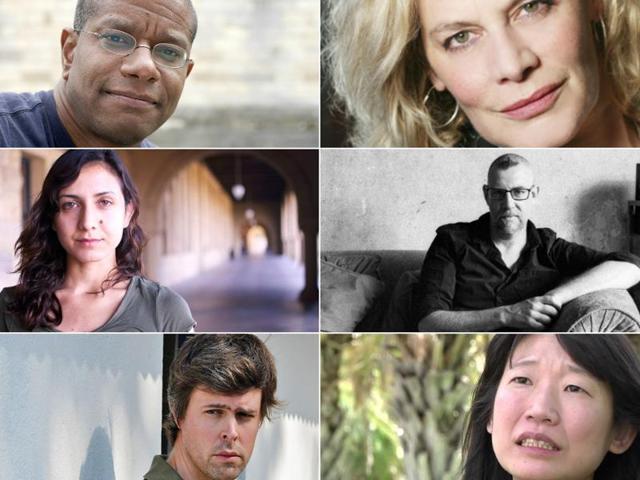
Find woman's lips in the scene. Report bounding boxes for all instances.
[501,81,565,120]
[76,238,103,247]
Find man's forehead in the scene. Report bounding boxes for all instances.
[487,165,534,187]
[88,0,195,41]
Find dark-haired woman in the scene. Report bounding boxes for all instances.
[463,334,640,480]
[0,150,194,332]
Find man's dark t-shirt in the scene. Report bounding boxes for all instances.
[0,90,154,147]
[412,213,640,327]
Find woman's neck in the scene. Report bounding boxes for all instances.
[61,258,119,294]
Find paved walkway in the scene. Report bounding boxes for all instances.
[172,254,318,332]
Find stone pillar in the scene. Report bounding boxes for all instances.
[298,216,318,304]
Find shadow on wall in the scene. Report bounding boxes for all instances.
[79,426,115,480]
[0,336,162,479]
[575,183,629,251]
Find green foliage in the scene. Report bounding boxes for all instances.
[321,334,489,479]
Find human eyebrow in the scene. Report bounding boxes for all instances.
[97,18,190,48]
[202,403,258,417]
[96,17,136,33]
[428,0,536,37]
[59,191,116,198]
[161,29,191,49]
[429,21,475,38]
[235,407,258,416]
[204,402,231,411]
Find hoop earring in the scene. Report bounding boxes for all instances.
[423,86,460,129]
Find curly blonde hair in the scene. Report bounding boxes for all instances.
[324,0,640,147]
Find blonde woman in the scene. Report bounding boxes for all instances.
[324,0,640,147]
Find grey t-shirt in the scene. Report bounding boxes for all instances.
[0,276,195,332]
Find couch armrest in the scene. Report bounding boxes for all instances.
[552,289,640,332]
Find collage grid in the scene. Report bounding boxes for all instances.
[1,1,640,479]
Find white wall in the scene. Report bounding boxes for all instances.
[246,333,320,480]
[321,148,640,252]
[0,335,163,480]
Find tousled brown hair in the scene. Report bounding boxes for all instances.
[164,334,280,445]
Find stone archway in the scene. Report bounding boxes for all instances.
[119,150,318,303]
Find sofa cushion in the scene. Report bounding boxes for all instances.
[552,289,640,332]
[320,260,385,332]
[321,253,382,277]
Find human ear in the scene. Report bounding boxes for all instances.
[428,70,447,92]
[486,417,493,434]
[608,423,637,454]
[530,185,540,199]
[185,59,195,78]
[482,185,490,206]
[60,28,78,81]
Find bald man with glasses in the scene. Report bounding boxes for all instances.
[414,153,640,331]
[0,0,196,147]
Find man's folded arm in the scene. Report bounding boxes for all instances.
[418,295,560,332]
[547,237,640,305]
[545,260,640,306]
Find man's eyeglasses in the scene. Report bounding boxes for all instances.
[483,186,536,201]
[78,29,190,69]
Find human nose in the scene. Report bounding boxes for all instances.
[220,417,239,442]
[503,190,517,207]
[120,45,160,81]
[525,383,560,425]
[491,28,540,83]
[79,205,99,231]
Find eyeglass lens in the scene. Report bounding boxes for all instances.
[96,29,187,68]
[488,188,530,200]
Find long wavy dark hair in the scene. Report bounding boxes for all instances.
[463,334,640,480]
[8,150,146,329]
